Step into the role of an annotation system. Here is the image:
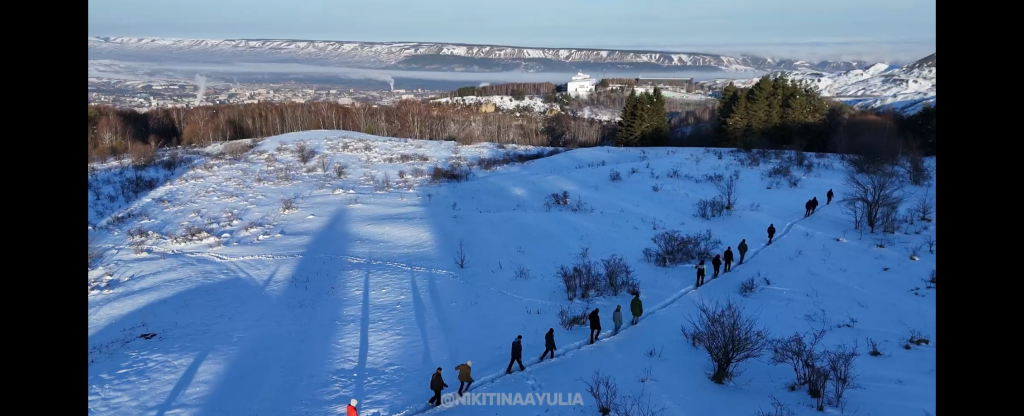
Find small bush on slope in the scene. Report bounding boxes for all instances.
[682,298,770,384]
[642,229,722,267]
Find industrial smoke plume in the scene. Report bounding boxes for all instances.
[194,74,207,106]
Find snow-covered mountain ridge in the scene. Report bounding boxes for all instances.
[88,36,870,73]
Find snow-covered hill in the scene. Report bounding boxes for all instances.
[88,36,868,73]
[88,132,936,416]
[702,56,936,114]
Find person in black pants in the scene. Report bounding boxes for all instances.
[723,247,734,273]
[506,335,525,374]
[695,260,706,287]
[827,189,834,204]
[767,224,776,244]
[540,328,556,361]
[428,367,447,406]
[711,255,722,278]
[588,309,602,344]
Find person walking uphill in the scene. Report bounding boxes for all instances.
[455,361,474,396]
[429,367,448,406]
[711,254,722,278]
[811,197,819,214]
[723,247,734,272]
[695,260,706,287]
[767,224,776,244]
[738,239,748,264]
[805,199,814,217]
[827,189,834,204]
[613,305,623,334]
[540,328,556,361]
[347,399,359,416]
[630,292,643,325]
[506,336,525,374]
[589,308,602,344]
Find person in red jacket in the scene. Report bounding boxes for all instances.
[347,398,358,416]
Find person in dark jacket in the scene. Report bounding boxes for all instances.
[767,224,776,244]
[506,335,525,374]
[540,328,556,361]
[711,254,722,278]
[429,367,448,406]
[811,197,819,214]
[630,292,643,325]
[723,247,734,272]
[588,308,602,344]
[827,189,834,204]
[454,361,474,395]
[805,199,813,217]
[737,239,748,264]
[695,260,706,287]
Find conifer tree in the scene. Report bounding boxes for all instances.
[616,89,643,147]
[645,86,670,146]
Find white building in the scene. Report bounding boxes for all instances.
[566,72,596,97]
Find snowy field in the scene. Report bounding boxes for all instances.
[431,95,555,113]
[702,63,936,115]
[88,131,936,416]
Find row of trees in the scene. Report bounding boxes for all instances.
[714,76,936,156]
[615,87,670,147]
[87,100,613,162]
[447,82,557,99]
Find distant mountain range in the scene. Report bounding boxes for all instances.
[88,36,875,73]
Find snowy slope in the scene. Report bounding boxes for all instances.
[702,60,936,114]
[88,132,936,416]
[87,36,868,73]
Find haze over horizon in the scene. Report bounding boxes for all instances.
[88,0,935,64]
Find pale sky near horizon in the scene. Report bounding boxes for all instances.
[87,0,936,63]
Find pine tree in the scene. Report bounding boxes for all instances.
[645,87,670,146]
[616,89,643,147]
[745,76,774,134]
[724,90,751,148]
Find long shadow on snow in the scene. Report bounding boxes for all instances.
[191,205,353,415]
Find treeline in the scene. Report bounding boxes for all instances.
[87,100,615,162]
[447,82,557,99]
[564,90,716,126]
[615,87,670,147]
[710,76,936,156]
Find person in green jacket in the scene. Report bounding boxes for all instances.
[737,239,748,264]
[630,292,643,325]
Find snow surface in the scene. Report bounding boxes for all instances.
[431,95,556,113]
[88,131,936,416]
[704,64,936,115]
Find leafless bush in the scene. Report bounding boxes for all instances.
[280,197,297,213]
[753,394,796,416]
[556,248,604,300]
[317,154,331,173]
[806,366,830,411]
[841,169,905,233]
[825,343,859,405]
[453,238,468,268]
[373,173,393,192]
[738,277,759,297]
[511,265,532,280]
[602,254,639,296]
[223,141,253,160]
[333,163,348,178]
[130,239,147,255]
[903,329,931,349]
[714,175,740,210]
[763,162,800,188]
[617,385,666,416]
[866,338,883,356]
[651,183,663,192]
[430,163,472,183]
[769,327,828,386]
[643,229,722,267]
[609,169,622,181]
[923,235,936,254]
[294,141,317,164]
[557,304,589,330]
[682,298,771,384]
[905,243,924,260]
[927,269,936,286]
[693,197,728,219]
[666,167,682,179]
[902,154,934,186]
[544,191,592,213]
[581,370,619,416]
[913,193,934,222]
[88,237,104,269]
[644,345,663,358]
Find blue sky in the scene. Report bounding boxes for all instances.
[87,0,935,62]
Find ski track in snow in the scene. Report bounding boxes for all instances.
[393,205,822,416]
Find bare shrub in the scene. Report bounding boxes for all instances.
[333,163,348,178]
[681,298,770,384]
[223,141,253,160]
[924,235,936,254]
[373,173,393,192]
[544,191,592,213]
[581,370,619,416]
[294,141,317,164]
[88,236,104,269]
[753,394,796,416]
[557,305,589,330]
[769,327,828,386]
[841,169,905,233]
[513,265,532,280]
[644,229,722,267]
[866,338,883,356]
[609,169,622,181]
[693,197,728,219]
[430,163,471,183]
[738,277,759,297]
[912,192,935,222]
[904,329,931,348]
[280,197,297,213]
[317,154,331,173]
[905,243,924,260]
[714,175,740,210]
[825,343,859,405]
[806,366,830,411]
[651,183,663,192]
[556,248,604,300]
[453,238,467,268]
[644,345,663,358]
[602,255,639,296]
[617,385,666,416]
[902,154,934,186]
